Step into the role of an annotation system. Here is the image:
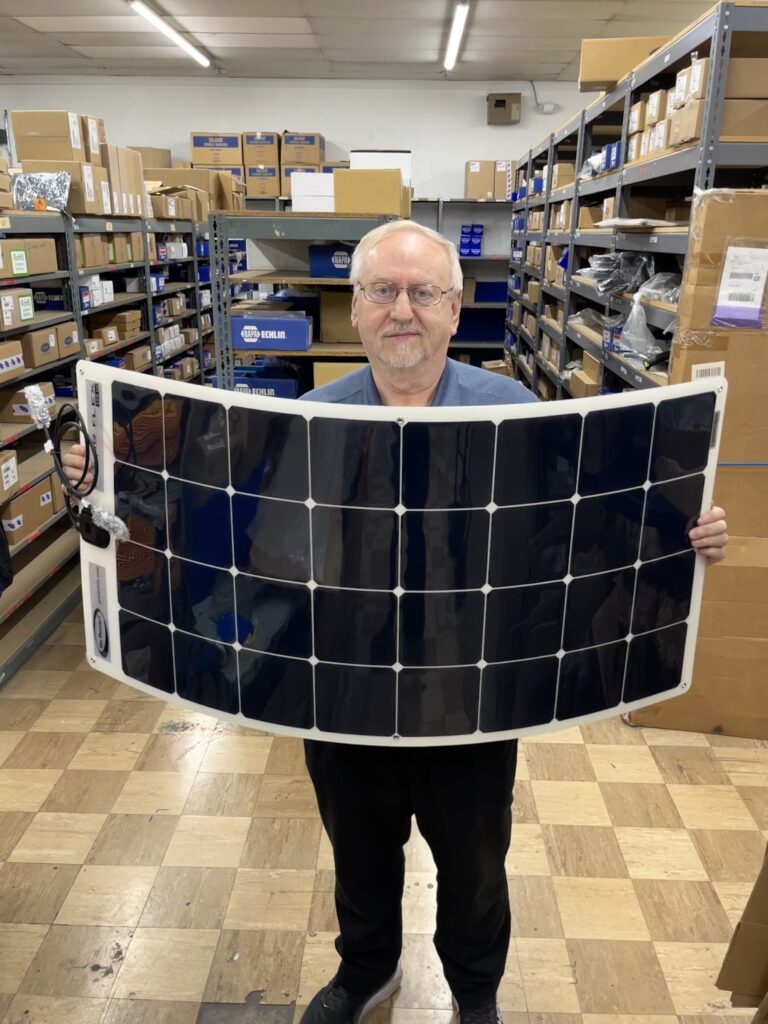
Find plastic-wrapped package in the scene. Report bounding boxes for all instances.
[637,272,682,304]
[587,251,654,295]
[568,307,607,332]
[577,153,603,181]
[620,295,666,358]
[11,171,71,212]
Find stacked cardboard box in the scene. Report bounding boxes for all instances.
[280,132,325,198]
[0,156,11,210]
[578,36,669,92]
[333,169,410,217]
[142,167,242,213]
[669,55,768,149]
[243,132,281,198]
[716,844,768,1021]
[464,160,515,200]
[628,189,768,740]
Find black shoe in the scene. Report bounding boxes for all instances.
[300,965,403,1024]
[452,998,503,1024]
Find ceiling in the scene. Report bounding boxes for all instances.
[0,0,714,80]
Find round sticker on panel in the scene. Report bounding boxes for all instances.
[93,609,109,658]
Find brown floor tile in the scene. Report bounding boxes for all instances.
[200,736,273,774]
[93,701,165,734]
[19,924,133,998]
[3,733,86,771]
[24,646,85,673]
[552,877,650,940]
[712,748,768,788]
[525,744,596,782]
[580,716,647,744]
[265,737,309,776]
[0,732,22,766]
[55,864,158,926]
[86,813,179,866]
[0,923,49,994]
[203,930,304,1004]
[599,782,684,828]
[642,729,709,748]
[667,785,757,830]
[47,621,86,646]
[567,938,674,1014]
[515,938,579,1013]
[679,1017,754,1024]
[508,875,563,938]
[0,770,62,812]
[56,670,119,700]
[183,773,263,817]
[153,706,218,734]
[40,770,130,814]
[706,733,767,749]
[101,998,201,1023]
[162,815,251,868]
[109,682,161,702]
[134,732,211,773]
[650,747,732,786]
[632,879,732,942]
[112,927,219,1001]
[0,862,80,924]
[542,825,629,878]
[139,866,236,929]
[0,812,35,862]
[689,828,767,883]
[68,732,149,772]
[30,701,108,734]
[252,775,319,819]
[0,992,105,1023]
[737,786,768,829]
[0,700,49,732]
[512,780,539,824]
[652,942,731,1014]
[308,888,338,933]
[240,818,322,870]
[506,823,550,876]
[0,671,67,700]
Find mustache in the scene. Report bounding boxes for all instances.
[381,325,423,337]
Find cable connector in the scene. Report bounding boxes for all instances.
[43,439,55,454]
[23,384,53,430]
[75,500,129,548]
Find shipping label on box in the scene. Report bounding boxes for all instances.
[231,315,313,351]
[0,450,18,493]
[646,89,668,125]
[628,100,646,134]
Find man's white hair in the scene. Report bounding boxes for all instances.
[350,219,463,293]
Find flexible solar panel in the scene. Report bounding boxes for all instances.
[77,362,726,746]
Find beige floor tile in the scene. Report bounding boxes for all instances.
[402,872,437,935]
[162,815,250,867]
[19,924,133,998]
[0,923,48,993]
[48,621,86,646]
[404,827,436,873]
[712,882,754,927]
[29,701,107,734]
[525,744,596,782]
[531,781,611,826]
[0,732,23,766]
[712,748,768,787]
[508,875,562,939]
[25,646,85,674]
[653,942,732,1014]
[599,783,684,828]
[153,705,219,734]
[101,998,201,1023]
[93,701,165,734]
[506,823,551,876]
[614,828,708,881]
[109,682,162,703]
[514,749,529,780]
[667,786,757,831]
[56,670,118,701]
[139,866,236,929]
[586,745,663,784]
[204,929,304,1003]
[3,733,85,771]
[134,732,211,773]
[40,770,130,814]
[223,868,315,930]
[199,735,272,774]
[240,817,322,870]
[0,672,67,700]
[393,933,452,1010]
[642,729,709,747]
[0,700,49,732]
[567,938,674,1014]
[0,992,106,1024]
[543,824,629,878]
[86,813,179,866]
[67,733,148,772]
[689,829,768,883]
[0,862,80,924]
[111,772,196,815]
[265,736,309,775]
[526,726,585,744]
[0,811,35,862]
[512,781,540,824]
[0,770,62,812]
[582,1017,678,1024]
[316,829,335,872]
[112,927,218,1001]
[580,716,648,745]
[516,938,580,1013]
[253,775,320,819]
[497,944,527,1012]
[7,813,105,865]
[55,864,157,926]
[650,747,732,786]
[553,877,650,940]
[632,879,732,942]
[738,786,768,829]
[183,772,263,817]
[308,889,338,933]
[706,733,767,749]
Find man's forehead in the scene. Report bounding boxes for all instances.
[364,233,449,274]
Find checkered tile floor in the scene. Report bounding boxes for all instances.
[0,603,766,1024]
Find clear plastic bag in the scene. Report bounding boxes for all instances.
[637,272,682,304]
[568,307,606,332]
[587,251,654,295]
[578,153,604,181]
[620,295,665,358]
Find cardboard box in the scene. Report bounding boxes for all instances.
[646,89,668,125]
[230,314,313,351]
[245,165,280,197]
[578,35,669,92]
[243,132,280,165]
[549,163,574,189]
[129,146,172,168]
[671,99,705,146]
[333,168,405,216]
[81,115,102,166]
[0,288,34,331]
[11,110,85,161]
[313,361,366,389]
[282,132,325,165]
[578,206,603,228]
[670,66,690,111]
[56,321,80,359]
[16,326,59,367]
[720,99,768,141]
[464,160,495,200]
[20,160,108,215]
[570,368,600,397]
[150,194,192,220]
[716,842,768,1014]
[627,134,641,163]
[0,193,13,211]
[0,238,58,278]
[639,127,652,159]
[688,56,768,103]
[100,143,123,215]
[494,160,513,200]
[1,475,54,540]
[649,118,672,154]
[0,341,25,383]
[0,381,54,424]
[191,132,242,166]
[321,162,350,174]
[0,450,19,495]
[124,345,153,371]
[628,100,647,135]
[582,351,601,382]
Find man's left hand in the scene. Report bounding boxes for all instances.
[688,506,728,564]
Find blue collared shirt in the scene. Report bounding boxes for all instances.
[301,357,538,407]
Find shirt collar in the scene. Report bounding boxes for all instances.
[362,359,455,407]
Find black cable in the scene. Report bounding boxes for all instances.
[45,403,99,531]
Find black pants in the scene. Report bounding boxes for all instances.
[304,738,518,1010]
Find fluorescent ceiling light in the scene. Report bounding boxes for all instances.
[443,2,469,71]
[128,1,211,67]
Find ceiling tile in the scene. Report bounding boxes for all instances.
[195,33,319,48]
[163,0,306,14]
[14,15,143,31]
[0,1,127,12]
[302,0,447,16]
[71,45,190,58]
[53,32,178,46]
[322,48,440,63]
[210,46,322,60]
[173,17,312,33]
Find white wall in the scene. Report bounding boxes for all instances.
[2,76,595,197]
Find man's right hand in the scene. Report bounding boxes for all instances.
[61,443,94,493]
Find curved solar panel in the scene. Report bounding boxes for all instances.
[77,362,726,746]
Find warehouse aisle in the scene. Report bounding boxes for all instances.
[0,605,766,1024]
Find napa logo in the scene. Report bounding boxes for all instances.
[241,325,261,343]
[241,324,287,343]
[332,250,351,271]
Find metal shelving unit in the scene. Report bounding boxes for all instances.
[506,0,768,401]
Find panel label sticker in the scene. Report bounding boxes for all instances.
[89,562,110,660]
[713,246,768,329]
[87,380,104,479]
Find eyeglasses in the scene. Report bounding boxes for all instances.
[357,281,453,307]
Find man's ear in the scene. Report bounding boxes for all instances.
[449,289,462,335]
[351,287,359,327]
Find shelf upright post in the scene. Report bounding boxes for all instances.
[62,216,86,366]
[560,112,586,383]
[211,212,234,390]
[695,2,734,191]
[141,219,157,375]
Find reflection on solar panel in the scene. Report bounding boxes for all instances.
[77,363,725,746]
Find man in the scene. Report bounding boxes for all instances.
[64,220,729,1024]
